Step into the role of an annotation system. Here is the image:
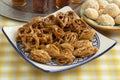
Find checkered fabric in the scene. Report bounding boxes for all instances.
[0,16,120,80]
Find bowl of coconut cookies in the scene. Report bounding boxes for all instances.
[79,0,120,31]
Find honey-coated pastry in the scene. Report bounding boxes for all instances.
[73,40,92,49]
[38,44,46,50]
[65,11,77,25]
[56,12,68,28]
[16,25,33,37]
[31,20,46,29]
[73,45,98,58]
[79,29,96,40]
[16,11,98,65]
[56,49,75,65]
[44,15,57,25]
[64,32,78,44]
[33,29,43,37]
[42,27,52,34]
[66,11,77,19]
[60,43,74,52]
[21,35,39,52]
[50,25,65,39]
[39,33,53,44]
[29,49,51,63]
[53,26,65,39]
[71,19,87,33]
[29,16,44,24]
[45,44,60,58]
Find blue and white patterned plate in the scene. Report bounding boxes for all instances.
[2,6,117,72]
[16,32,100,66]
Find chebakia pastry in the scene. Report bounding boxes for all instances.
[115,15,120,24]
[85,8,99,20]
[82,0,99,10]
[30,16,44,23]
[97,14,115,26]
[104,3,120,17]
[82,0,120,26]
[45,44,60,58]
[98,0,109,9]
[73,41,98,58]
[16,11,98,65]
[29,49,51,64]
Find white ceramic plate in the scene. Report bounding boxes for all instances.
[2,6,117,72]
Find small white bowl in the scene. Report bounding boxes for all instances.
[2,6,117,72]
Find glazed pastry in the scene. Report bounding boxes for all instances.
[71,18,87,33]
[51,25,65,39]
[56,12,67,28]
[29,16,44,24]
[60,43,74,52]
[56,49,75,65]
[44,15,57,25]
[45,44,60,58]
[79,29,96,40]
[65,11,77,25]
[16,11,98,65]
[73,46,98,58]
[29,49,51,63]
[64,32,78,44]
[73,40,92,49]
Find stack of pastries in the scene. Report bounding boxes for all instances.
[16,11,98,65]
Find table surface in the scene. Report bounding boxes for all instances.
[0,0,80,22]
[0,15,120,80]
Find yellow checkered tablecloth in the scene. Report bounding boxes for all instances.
[0,15,120,80]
